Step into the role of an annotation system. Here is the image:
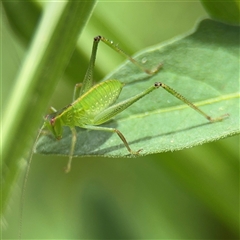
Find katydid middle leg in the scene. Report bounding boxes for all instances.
[85,125,141,155]
[65,127,77,173]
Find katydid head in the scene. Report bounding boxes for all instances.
[44,113,63,140]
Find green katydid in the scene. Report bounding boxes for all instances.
[19,35,228,238]
[35,35,228,173]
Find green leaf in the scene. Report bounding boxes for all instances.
[2,0,104,85]
[2,1,42,45]
[36,19,240,158]
[201,0,240,25]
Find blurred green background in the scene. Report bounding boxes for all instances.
[2,1,239,239]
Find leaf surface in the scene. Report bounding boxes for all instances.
[36,19,240,158]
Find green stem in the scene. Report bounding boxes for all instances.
[2,0,96,218]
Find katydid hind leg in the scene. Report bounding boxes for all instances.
[156,82,229,122]
[99,36,163,75]
[74,35,163,101]
[90,81,227,155]
[78,37,102,97]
